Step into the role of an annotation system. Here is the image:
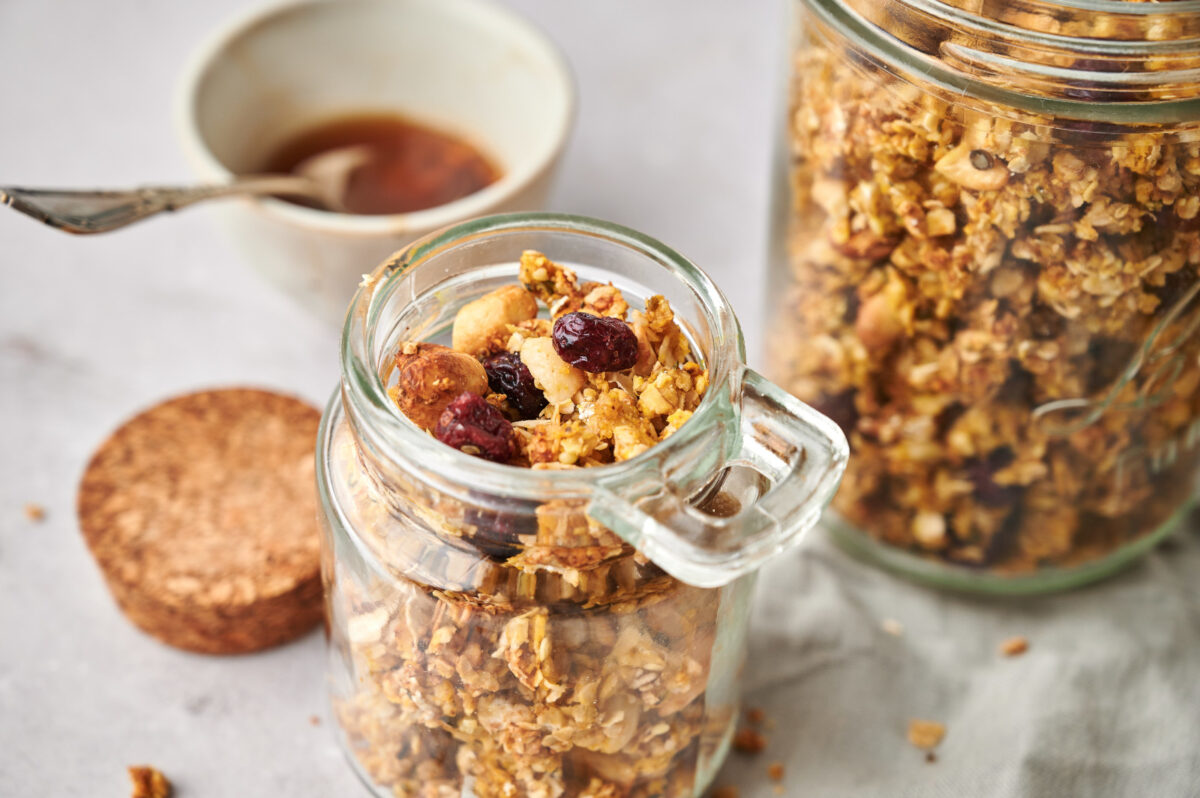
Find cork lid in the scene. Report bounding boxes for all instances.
[77,388,324,654]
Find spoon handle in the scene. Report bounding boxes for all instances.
[0,175,317,234]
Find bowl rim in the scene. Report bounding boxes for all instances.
[173,0,576,236]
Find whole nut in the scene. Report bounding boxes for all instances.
[856,276,911,351]
[912,510,948,550]
[519,337,585,405]
[391,343,488,431]
[935,143,1009,191]
[452,285,539,356]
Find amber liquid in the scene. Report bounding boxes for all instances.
[261,113,501,215]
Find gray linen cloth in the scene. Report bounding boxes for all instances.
[713,519,1200,797]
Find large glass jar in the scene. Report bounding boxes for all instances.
[768,0,1200,593]
[318,214,848,797]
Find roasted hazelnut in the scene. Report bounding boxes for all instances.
[391,342,488,431]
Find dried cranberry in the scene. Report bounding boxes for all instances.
[484,351,548,420]
[842,289,861,324]
[1027,305,1062,340]
[935,402,966,437]
[964,447,1022,508]
[463,501,537,561]
[1085,338,1137,394]
[995,364,1035,405]
[1061,59,1141,106]
[435,392,514,462]
[981,508,1023,566]
[551,312,639,373]
[1151,267,1196,310]
[810,389,859,436]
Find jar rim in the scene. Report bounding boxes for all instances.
[339,212,746,502]
[804,0,1200,125]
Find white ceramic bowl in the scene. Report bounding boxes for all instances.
[176,0,574,323]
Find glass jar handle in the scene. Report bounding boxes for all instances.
[589,368,849,588]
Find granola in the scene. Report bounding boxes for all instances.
[906,720,946,751]
[329,252,737,797]
[127,766,171,798]
[769,28,1200,573]
[999,636,1030,657]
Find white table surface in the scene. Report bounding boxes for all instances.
[2,2,1197,797]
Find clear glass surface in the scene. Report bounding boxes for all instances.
[318,213,847,796]
[768,0,1200,592]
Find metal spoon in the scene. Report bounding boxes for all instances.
[0,145,372,235]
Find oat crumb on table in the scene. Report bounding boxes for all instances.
[881,618,904,637]
[712,788,740,798]
[732,727,769,754]
[745,707,766,726]
[767,761,785,782]
[127,765,171,798]
[907,719,946,750]
[23,503,45,521]
[1000,635,1030,657]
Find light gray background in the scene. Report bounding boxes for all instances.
[1,2,1197,797]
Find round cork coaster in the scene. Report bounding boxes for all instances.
[77,388,324,655]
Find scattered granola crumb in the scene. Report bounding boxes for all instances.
[767,762,785,782]
[701,491,743,518]
[712,788,740,798]
[309,715,321,727]
[1000,636,1029,657]
[746,707,766,726]
[127,765,171,798]
[926,751,939,764]
[23,503,45,522]
[732,726,768,754]
[881,618,904,637]
[773,786,785,796]
[907,719,946,750]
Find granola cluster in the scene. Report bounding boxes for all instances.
[328,252,737,797]
[769,37,1200,572]
[388,251,707,468]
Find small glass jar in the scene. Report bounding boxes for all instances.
[767,0,1200,593]
[317,214,848,797]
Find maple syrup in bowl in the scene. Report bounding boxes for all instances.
[261,113,502,215]
[176,0,574,322]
